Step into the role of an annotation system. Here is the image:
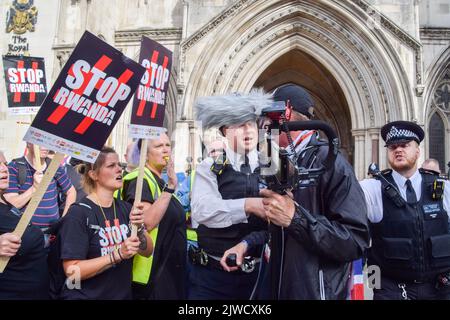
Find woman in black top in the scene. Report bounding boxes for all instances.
[59,147,153,300]
[123,134,187,299]
[0,150,49,299]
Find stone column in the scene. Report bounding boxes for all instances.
[368,128,380,165]
[182,0,189,40]
[352,129,366,180]
[446,126,450,175]
[173,120,190,173]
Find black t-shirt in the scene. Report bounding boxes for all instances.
[125,173,187,299]
[59,197,133,300]
[0,202,49,299]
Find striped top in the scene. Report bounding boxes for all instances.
[6,158,73,229]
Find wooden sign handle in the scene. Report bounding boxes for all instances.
[0,152,64,273]
[33,144,43,172]
[132,139,148,238]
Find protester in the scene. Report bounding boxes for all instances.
[4,143,76,231]
[58,147,152,299]
[120,134,187,299]
[123,141,137,176]
[0,150,49,299]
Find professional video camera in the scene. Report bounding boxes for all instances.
[258,102,339,194]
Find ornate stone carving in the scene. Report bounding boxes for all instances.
[182,0,416,126]
[420,28,450,41]
[181,0,253,51]
[211,6,390,126]
[178,0,253,85]
[351,0,423,87]
[115,28,182,43]
[433,72,450,113]
[53,44,75,68]
[6,0,38,34]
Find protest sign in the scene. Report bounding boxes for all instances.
[0,31,145,273]
[129,36,172,139]
[24,31,146,163]
[2,55,47,115]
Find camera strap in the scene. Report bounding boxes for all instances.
[377,171,406,208]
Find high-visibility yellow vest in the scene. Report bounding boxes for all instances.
[116,168,160,285]
[186,170,198,242]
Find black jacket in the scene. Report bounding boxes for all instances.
[269,135,370,299]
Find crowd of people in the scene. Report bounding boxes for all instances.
[0,84,449,300]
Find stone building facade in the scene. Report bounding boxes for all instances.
[1,0,449,178]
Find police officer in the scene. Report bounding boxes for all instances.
[189,90,271,300]
[360,121,450,300]
[421,158,441,175]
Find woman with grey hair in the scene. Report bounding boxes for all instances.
[119,133,187,299]
[0,150,49,299]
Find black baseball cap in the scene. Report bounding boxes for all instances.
[273,84,314,118]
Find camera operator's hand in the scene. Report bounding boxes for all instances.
[260,189,295,228]
[220,241,248,272]
[244,198,266,220]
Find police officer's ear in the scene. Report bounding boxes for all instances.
[414,141,420,157]
[220,126,228,137]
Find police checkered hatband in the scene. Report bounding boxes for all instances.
[386,126,419,143]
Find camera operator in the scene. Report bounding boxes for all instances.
[360,121,450,300]
[261,84,370,299]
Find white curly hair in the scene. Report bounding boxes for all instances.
[194,88,273,130]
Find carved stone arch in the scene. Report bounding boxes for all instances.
[423,49,450,167]
[164,67,178,136]
[183,0,412,130]
[426,107,449,131]
[180,0,417,175]
[425,108,449,170]
[423,46,450,120]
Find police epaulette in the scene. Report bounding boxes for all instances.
[372,168,392,181]
[419,168,440,176]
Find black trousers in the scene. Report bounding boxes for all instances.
[188,264,258,300]
[373,276,450,300]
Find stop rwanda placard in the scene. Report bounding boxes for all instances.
[129,36,173,139]
[23,31,146,163]
[2,55,47,115]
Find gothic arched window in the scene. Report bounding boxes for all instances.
[428,112,446,172]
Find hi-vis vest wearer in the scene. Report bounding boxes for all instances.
[186,170,198,242]
[115,168,160,285]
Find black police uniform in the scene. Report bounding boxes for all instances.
[368,120,450,300]
[369,169,450,299]
[189,153,267,300]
